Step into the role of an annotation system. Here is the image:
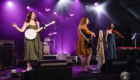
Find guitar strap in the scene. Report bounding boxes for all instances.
[80,30,89,42]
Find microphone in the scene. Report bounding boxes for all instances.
[89,22,93,26]
[35,16,38,18]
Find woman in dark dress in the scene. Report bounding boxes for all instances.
[12,11,43,71]
[105,23,117,60]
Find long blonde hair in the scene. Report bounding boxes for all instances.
[78,17,88,31]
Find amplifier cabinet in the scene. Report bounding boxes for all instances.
[0,40,14,68]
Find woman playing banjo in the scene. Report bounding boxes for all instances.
[12,11,44,71]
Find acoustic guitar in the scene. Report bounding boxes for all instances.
[80,30,92,48]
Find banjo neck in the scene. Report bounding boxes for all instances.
[35,21,55,33]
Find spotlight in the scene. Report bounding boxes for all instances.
[70,14,74,16]
[39,12,41,14]
[86,6,87,7]
[45,8,50,11]
[8,2,12,6]
[95,6,103,12]
[94,2,98,6]
[54,12,56,14]
[27,6,29,9]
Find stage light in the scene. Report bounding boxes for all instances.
[86,6,87,7]
[8,2,12,6]
[55,0,73,13]
[11,69,17,73]
[45,8,50,11]
[95,6,103,12]
[54,12,56,14]
[59,0,67,2]
[70,14,74,16]
[94,2,98,6]
[39,12,41,14]
[27,6,29,9]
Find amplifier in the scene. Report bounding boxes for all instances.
[0,40,14,47]
[0,40,14,68]
[41,42,50,53]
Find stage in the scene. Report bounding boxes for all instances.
[0,65,140,80]
[1,0,140,80]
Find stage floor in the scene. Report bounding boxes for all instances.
[0,65,140,80]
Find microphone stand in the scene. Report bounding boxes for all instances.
[62,25,64,54]
[36,17,45,58]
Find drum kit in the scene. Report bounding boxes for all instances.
[42,32,57,55]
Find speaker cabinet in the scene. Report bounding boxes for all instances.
[101,59,127,74]
[0,40,14,68]
[41,43,50,53]
[0,47,14,68]
[135,59,140,67]
[35,60,67,69]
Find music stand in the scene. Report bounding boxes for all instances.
[131,33,137,48]
[131,33,138,59]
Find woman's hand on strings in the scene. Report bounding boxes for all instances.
[91,33,96,38]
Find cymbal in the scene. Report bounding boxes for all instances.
[53,32,57,34]
[48,33,53,36]
[48,32,57,36]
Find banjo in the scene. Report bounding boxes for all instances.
[25,21,55,40]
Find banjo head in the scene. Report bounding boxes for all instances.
[25,29,37,40]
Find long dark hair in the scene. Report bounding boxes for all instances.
[26,11,38,29]
[108,23,113,30]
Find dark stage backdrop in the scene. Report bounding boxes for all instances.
[115,26,131,47]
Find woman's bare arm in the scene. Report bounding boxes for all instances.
[12,22,28,33]
[105,30,109,47]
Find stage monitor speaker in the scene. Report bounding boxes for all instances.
[135,59,140,67]
[35,60,67,69]
[127,59,136,71]
[101,59,127,74]
[57,54,73,64]
[127,59,140,71]
[21,68,73,80]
